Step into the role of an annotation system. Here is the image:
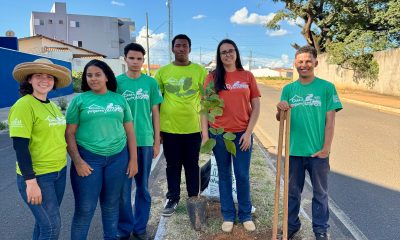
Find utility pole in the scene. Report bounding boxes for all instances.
[146,12,151,75]
[167,0,173,62]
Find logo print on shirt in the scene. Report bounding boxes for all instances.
[290,94,321,107]
[88,103,123,114]
[46,116,66,126]
[333,95,340,103]
[164,77,197,97]
[10,118,23,128]
[226,81,249,90]
[122,89,150,101]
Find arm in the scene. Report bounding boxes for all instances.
[12,137,42,205]
[200,113,209,145]
[65,124,93,176]
[152,105,161,158]
[239,97,261,151]
[124,121,138,178]
[311,110,336,158]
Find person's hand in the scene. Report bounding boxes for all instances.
[201,134,209,146]
[276,101,290,111]
[126,159,138,178]
[153,142,160,159]
[239,131,252,151]
[26,179,42,205]
[311,149,329,158]
[74,160,93,177]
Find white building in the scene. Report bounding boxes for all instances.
[30,2,135,58]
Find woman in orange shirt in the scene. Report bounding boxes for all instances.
[202,39,261,233]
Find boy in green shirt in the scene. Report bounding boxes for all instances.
[155,34,207,217]
[276,46,342,240]
[116,43,163,240]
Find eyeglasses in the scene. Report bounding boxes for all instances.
[220,49,236,56]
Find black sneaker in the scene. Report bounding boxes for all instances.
[278,228,299,240]
[315,232,328,240]
[288,228,300,239]
[131,232,147,240]
[162,199,178,217]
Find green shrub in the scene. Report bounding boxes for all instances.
[72,71,83,93]
[57,97,68,111]
[0,121,8,130]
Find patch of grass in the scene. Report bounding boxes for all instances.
[0,121,8,130]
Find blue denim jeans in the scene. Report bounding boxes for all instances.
[210,131,253,222]
[17,167,66,240]
[118,146,153,237]
[288,156,330,234]
[70,145,129,240]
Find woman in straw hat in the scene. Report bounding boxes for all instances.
[8,58,72,239]
[65,59,138,239]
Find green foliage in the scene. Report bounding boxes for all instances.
[267,0,399,85]
[72,71,83,93]
[199,83,237,156]
[0,121,8,130]
[57,97,68,111]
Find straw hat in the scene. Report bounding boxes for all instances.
[12,58,72,88]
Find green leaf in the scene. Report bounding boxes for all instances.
[223,132,236,141]
[223,139,236,157]
[165,84,180,93]
[211,107,223,117]
[209,127,217,135]
[218,100,224,107]
[183,77,193,91]
[216,128,224,135]
[207,114,215,123]
[200,138,216,154]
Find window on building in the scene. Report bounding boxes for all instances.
[70,21,80,28]
[73,40,83,47]
[34,19,44,26]
[49,19,53,24]
[59,20,63,24]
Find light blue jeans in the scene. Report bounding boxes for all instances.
[17,167,66,240]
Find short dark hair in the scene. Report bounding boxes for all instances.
[295,45,317,58]
[124,43,146,57]
[19,74,58,96]
[81,60,117,92]
[172,34,191,48]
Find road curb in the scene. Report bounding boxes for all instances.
[341,97,400,115]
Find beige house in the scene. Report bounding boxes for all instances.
[18,35,128,75]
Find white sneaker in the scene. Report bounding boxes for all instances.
[221,221,234,232]
[243,221,256,231]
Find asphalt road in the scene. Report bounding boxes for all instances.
[255,84,400,240]
[0,134,104,240]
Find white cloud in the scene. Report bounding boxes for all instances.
[287,17,304,26]
[111,1,125,7]
[192,14,206,20]
[136,26,169,65]
[230,7,275,25]
[267,29,289,37]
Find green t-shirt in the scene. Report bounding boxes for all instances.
[8,95,67,176]
[117,73,163,146]
[154,63,207,134]
[280,77,343,156]
[66,91,133,156]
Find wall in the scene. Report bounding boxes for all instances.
[72,58,127,76]
[313,48,400,96]
[0,47,73,108]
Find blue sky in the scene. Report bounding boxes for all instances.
[0,0,307,67]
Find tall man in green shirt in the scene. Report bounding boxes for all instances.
[155,34,207,216]
[276,46,342,240]
[116,43,163,240]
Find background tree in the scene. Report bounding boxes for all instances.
[266,0,400,87]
